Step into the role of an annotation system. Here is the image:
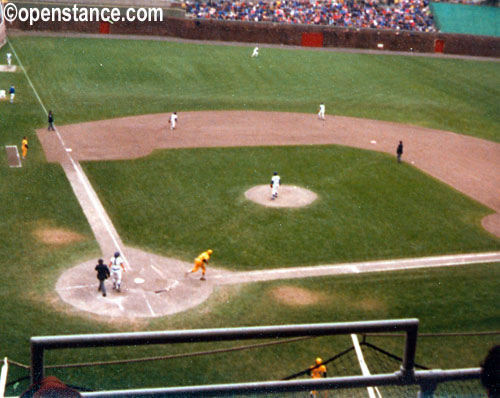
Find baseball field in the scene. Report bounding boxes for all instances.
[0,34,499,394]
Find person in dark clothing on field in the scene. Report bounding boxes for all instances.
[397,141,403,163]
[95,258,110,297]
[48,110,55,131]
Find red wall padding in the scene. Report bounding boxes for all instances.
[301,32,324,47]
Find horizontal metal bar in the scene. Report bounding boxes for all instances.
[31,319,419,350]
[79,368,481,397]
[80,373,404,397]
[414,368,482,382]
[363,331,500,338]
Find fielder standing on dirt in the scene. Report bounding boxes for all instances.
[169,112,178,130]
[186,249,213,281]
[318,103,325,120]
[109,251,125,292]
[270,172,281,200]
[397,141,404,163]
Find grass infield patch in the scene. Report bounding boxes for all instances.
[83,145,499,269]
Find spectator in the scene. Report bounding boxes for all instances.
[184,0,436,32]
[481,345,499,398]
[20,376,81,398]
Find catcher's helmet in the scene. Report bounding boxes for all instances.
[114,251,120,257]
[316,358,322,365]
[207,249,213,255]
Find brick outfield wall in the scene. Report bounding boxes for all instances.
[7,16,500,58]
[0,8,6,48]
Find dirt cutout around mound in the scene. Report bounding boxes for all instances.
[245,185,318,208]
[34,227,86,245]
[270,286,323,306]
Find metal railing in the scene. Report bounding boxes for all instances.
[28,319,484,397]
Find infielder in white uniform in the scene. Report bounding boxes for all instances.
[109,251,125,292]
[251,46,259,58]
[270,172,281,200]
[6,53,12,66]
[169,112,178,130]
[318,103,325,120]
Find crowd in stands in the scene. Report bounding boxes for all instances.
[183,0,436,32]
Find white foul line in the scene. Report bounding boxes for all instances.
[212,251,500,282]
[8,39,130,270]
[351,334,382,398]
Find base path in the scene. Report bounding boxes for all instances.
[36,111,500,319]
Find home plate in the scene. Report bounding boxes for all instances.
[370,140,376,144]
[134,277,145,284]
[66,148,72,152]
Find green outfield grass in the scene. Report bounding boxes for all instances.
[5,35,500,141]
[83,145,499,269]
[0,35,499,395]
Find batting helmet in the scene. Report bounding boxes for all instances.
[114,251,120,257]
[208,249,213,255]
[316,358,322,365]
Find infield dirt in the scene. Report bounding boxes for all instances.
[36,111,500,319]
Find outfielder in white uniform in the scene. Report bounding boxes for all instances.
[109,251,125,292]
[169,112,178,130]
[270,172,281,200]
[251,46,259,58]
[318,103,325,120]
[6,53,12,66]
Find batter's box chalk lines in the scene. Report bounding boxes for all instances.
[141,290,156,316]
[58,284,95,291]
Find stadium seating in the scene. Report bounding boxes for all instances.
[184,0,436,32]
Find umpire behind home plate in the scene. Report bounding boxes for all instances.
[95,258,110,297]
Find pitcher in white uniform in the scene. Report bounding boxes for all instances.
[270,172,281,200]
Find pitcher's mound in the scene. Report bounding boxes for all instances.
[245,185,317,208]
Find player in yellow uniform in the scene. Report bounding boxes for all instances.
[21,137,29,159]
[309,357,327,398]
[186,249,213,281]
